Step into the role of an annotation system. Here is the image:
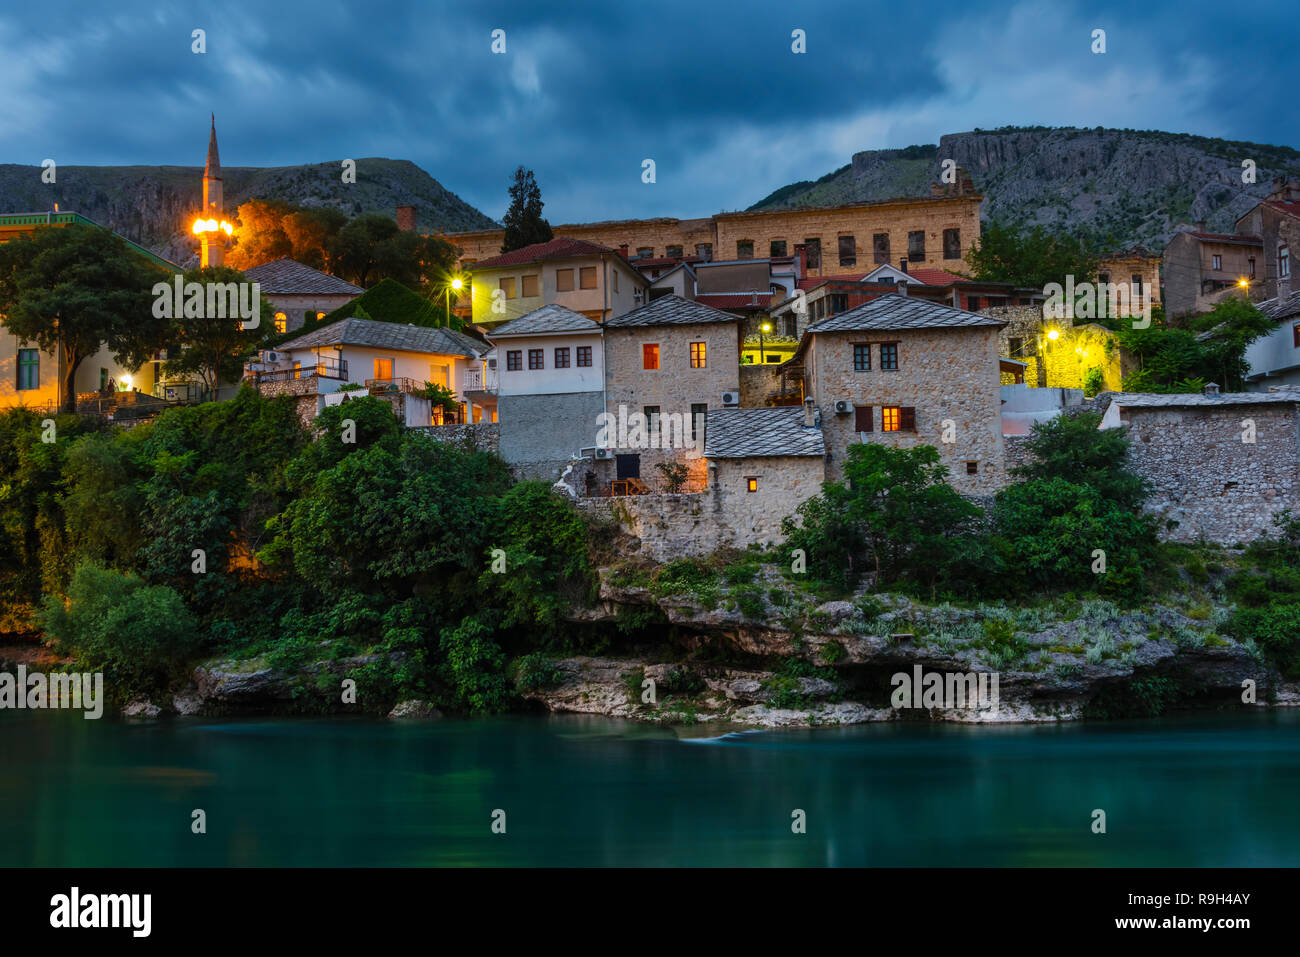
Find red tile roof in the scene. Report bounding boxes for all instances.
[906,267,967,285]
[1264,200,1300,219]
[469,237,617,269]
[694,293,772,309]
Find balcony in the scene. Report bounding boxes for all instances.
[365,377,421,395]
[248,357,348,386]
[462,367,497,393]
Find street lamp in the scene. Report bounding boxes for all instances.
[446,277,464,325]
[760,322,772,363]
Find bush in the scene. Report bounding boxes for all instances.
[1224,602,1300,677]
[513,652,565,693]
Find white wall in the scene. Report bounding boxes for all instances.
[1245,318,1300,387]
[495,332,604,396]
[280,343,476,395]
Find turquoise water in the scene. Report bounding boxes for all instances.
[2,710,1297,866]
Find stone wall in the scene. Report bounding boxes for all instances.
[738,363,789,407]
[407,422,501,454]
[498,391,603,480]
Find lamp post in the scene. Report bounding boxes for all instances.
[446,277,464,325]
[760,321,772,364]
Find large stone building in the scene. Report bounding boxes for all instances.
[450,183,983,283]
[786,293,1007,494]
[1236,178,1299,303]
[1161,228,1262,317]
[243,259,363,335]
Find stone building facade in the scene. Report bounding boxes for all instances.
[243,258,364,335]
[1161,230,1263,318]
[983,304,1126,392]
[1236,179,1300,304]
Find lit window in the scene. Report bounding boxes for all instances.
[882,406,901,432]
[690,342,706,368]
[746,477,758,493]
[274,312,287,334]
[643,344,660,370]
[374,358,394,380]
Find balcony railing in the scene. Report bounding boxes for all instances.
[365,377,421,395]
[462,367,497,392]
[249,357,348,385]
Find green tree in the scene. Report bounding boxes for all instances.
[1010,411,1146,510]
[0,224,170,412]
[965,219,1100,293]
[161,265,276,400]
[501,167,553,253]
[1119,298,1272,392]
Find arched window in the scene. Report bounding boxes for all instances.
[274,312,287,334]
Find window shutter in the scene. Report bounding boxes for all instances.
[855,405,873,432]
[900,407,916,431]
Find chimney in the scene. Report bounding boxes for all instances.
[803,396,816,428]
[618,243,629,260]
[396,205,416,231]
[794,242,808,278]
[1204,382,1220,396]
[897,278,908,296]
[899,258,908,274]
[1195,220,1207,232]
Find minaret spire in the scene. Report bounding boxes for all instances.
[201,115,225,268]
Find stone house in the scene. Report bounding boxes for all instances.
[1098,388,1300,544]
[785,293,1007,495]
[242,258,364,335]
[1161,229,1263,318]
[486,304,606,480]
[1236,178,1300,303]
[247,317,489,427]
[1097,247,1162,319]
[463,237,648,329]
[596,295,741,493]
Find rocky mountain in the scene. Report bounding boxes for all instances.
[0,158,499,266]
[749,127,1300,251]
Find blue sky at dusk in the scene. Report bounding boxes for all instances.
[0,0,1295,223]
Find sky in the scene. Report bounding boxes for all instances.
[1,0,1296,225]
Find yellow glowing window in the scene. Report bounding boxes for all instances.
[643,344,659,370]
[374,358,394,380]
[882,407,901,432]
[746,477,758,492]
[690,342,706,368]
[274,312,287,334]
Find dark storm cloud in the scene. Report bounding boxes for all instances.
[0,0,1295,224]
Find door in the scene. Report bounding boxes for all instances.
[615,454,640,480]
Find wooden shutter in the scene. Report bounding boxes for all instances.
[855,405,873,432]
[900,407,916,431]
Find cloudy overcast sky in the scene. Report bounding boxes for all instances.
[1,0,1295,224]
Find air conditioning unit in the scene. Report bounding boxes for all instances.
[834,400,853,415]
[487,358,497,370]
[722,391,740,407]
[593,448,614,460]
[262,350,281,363]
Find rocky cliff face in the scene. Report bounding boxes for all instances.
[750,127,1300,251]
[0,158,499,266]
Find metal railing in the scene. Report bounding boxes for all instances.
[249,358,348,385]
[462,368,498,392]
[365,377,421,395]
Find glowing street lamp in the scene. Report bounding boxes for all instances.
[760,321,772,363]
[446,276,465,323]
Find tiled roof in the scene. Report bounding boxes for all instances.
[486,304,601,338]
[1111,388,1300,409]
[704,407,826,459]
[278,317,484,357]
[603,294,739,328]
[905,267,967,285]
[1256,290,1300,321]
[243,258,364,295]
[694,293,772,310]
[469,237,617,269]
[1263,200,1300,219]
[1103,245,1159,260]
[806,293,1005,332]
[1188,232,1263,245]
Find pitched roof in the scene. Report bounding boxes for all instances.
[806,293,1005,333]
[1256,290,1300,322]
[905,267,967,285]
[469,237,618,269]
[1263,199,1300,219]
[603,294,739,328]
[486,304,601,338]
[1187,232,1263,245]
[243,258,364,295]
[1110,389,1300,409]
[704,407,826,458]
[278,317,484,357]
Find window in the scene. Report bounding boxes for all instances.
[908,231,925,261]
[882,406,901,432]
[1249,257,1256,278]
[521,274,539,297]
[770,240,787,257]
[873,233,890,264]
[643,343,659,370]
[528,349,544,370]
[804,238,821,270]
[854,405,873,432]
[1293,323,1300,349]
[965,461,979,475]
[696,243,713,261]
[430,363,450,387]
[967,296,981,310]
[838,235,856,267]
[690,341,706,368]
[691,402,708,442]
[737,240,754,259]
[943,228,961,260]
[1008,337,1023,357]
[580,266,598,289]
[374,358,394,380]
[556,268,575,292]
[555,347,570,368]
[16,349,38,391]
[879,342,899,370]
[274,311,287,334]
[636,247,654,259]
[613,270,619,293]
[499,277,517,299]
[643,406,660,434]
[1281,245,1291,279]
[576,345,592,367]
[1131,273,1143,294]
[829,293,848,314]
[506,350,522,371]
[1098,271,1110,286]
[1212,254,1222,271]
[853,343,871,371]
[99,368,108,391]
[666,245,683,259]
[746,477,758,493]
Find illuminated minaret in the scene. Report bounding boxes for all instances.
[201,114,224,267]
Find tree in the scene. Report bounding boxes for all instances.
[161,265,276,399]
[0,224,170,412]
[1118,297,1273,392]
[227,200,347,272]
[501,167,553,253]
[965,219,1100,292]
[330,214,458,288]
[1010,411,1147,510]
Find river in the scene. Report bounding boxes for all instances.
[2,710,1297,866]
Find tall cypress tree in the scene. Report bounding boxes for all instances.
[501,167,553,253]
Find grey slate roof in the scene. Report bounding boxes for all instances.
[1110,388,1300,409]
[487,304,601,339]
[278,317,483,358]
[603,294,739,328]
[805,293,1005,333]
[243,258,364,296]
[1257,291,1300,322]
[703,407,826,459]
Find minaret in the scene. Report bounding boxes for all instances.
[201,114,224,267]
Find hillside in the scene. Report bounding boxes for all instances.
[0,158,499,266]
[749,127,1300,251]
